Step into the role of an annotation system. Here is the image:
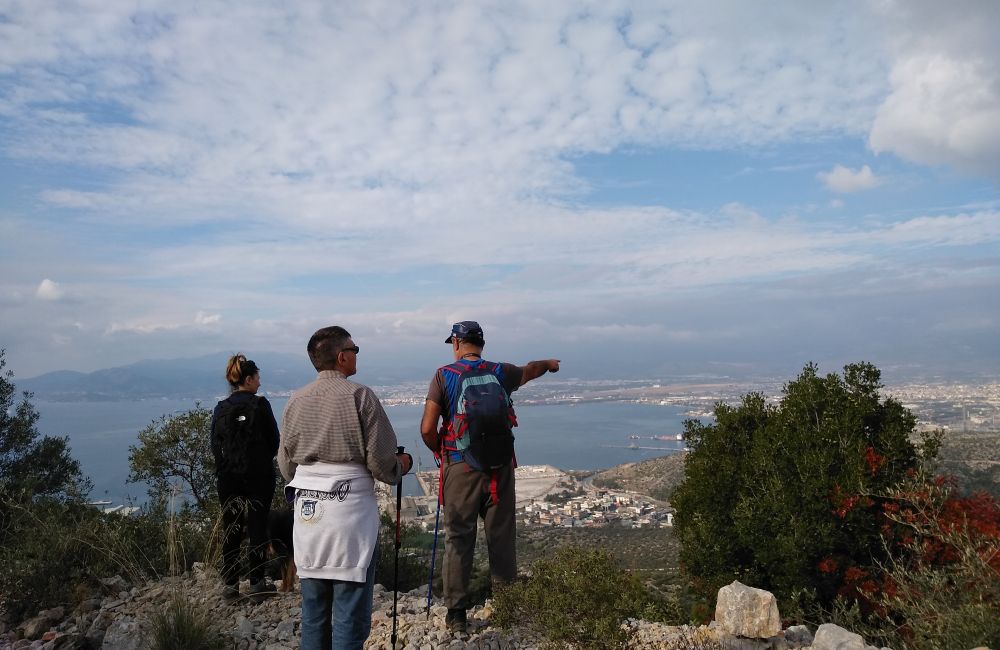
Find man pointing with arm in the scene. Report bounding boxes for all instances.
[420,321,559,634]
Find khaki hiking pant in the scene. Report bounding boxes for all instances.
[441,458,516,610]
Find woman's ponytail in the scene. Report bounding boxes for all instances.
[225,353,259,390]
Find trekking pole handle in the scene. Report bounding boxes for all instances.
[395,447,404,547]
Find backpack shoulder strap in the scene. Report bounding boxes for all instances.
[483,360,502,378]
[440,363,469,420]
[441,362,465,375]
[242,394,261,427]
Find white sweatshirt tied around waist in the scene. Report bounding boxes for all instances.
[285,461,378,582]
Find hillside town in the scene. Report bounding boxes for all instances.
[377,464,675,531]
[518,489,673,529]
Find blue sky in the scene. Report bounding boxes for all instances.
[1,1,998,381]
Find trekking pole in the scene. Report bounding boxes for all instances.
[425,470,442,619]
[392,446,404,650]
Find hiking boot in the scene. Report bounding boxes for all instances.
[222,584,240,600]
[446,608,467,634]
[248,578,275,601]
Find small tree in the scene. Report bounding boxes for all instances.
[672,362,930,609]
[0,349,89,502]
[128,406,217,512]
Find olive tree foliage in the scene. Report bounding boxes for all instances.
[671,362,933,608]
[128,405,217,512]
[0,349,90,502]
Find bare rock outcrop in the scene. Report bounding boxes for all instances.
[715,580,782,639]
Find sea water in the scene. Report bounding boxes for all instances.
[36,398,697,504]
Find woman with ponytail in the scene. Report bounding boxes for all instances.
[210,353,280,600]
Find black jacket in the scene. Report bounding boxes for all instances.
[210,392,280,477]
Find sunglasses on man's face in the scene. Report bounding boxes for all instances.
[340,345,360,355]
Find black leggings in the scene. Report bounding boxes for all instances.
[218,473,276,585]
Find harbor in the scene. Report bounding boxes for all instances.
[602,433,687,451]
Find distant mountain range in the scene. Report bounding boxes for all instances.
[22,351,994,403]
[20,352,319,401]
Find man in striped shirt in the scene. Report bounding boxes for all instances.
[280,325,412,650]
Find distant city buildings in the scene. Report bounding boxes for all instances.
[380,465,674,531]
[519,490,673,529]
[370,377,1000,434]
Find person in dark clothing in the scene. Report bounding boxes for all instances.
[211,353,281,600]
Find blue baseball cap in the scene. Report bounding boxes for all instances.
[445,321,484,344]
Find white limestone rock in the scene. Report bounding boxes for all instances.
[715,581,782,639]
[811,623,867,650]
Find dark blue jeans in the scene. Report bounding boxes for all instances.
[298,545,379,650]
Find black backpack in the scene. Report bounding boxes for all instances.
[211,395,260,475]
[442,360,517,471]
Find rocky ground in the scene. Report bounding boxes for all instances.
[5,567,909,650]
[4,565,540,650]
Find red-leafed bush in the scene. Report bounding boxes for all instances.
[836,475,1000,649]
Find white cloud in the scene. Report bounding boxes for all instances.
[39,189,114,209]
[195,311,221,326]
[35,278,63,301]
[0,2,997,377]
[106,321,178,335]
[817,165,881,193]
[877,211,1000,246]
[869,0,1000,179]
[870,55,1000,178]
[0,1,891,228]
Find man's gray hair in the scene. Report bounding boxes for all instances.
[307,325,352,371]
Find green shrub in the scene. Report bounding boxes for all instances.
[147,593,226,650]
[1,498,103,622]
[671,362,928,608]
[0,496,214,623]
[592,477,623,490]
[493,545,666,650]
